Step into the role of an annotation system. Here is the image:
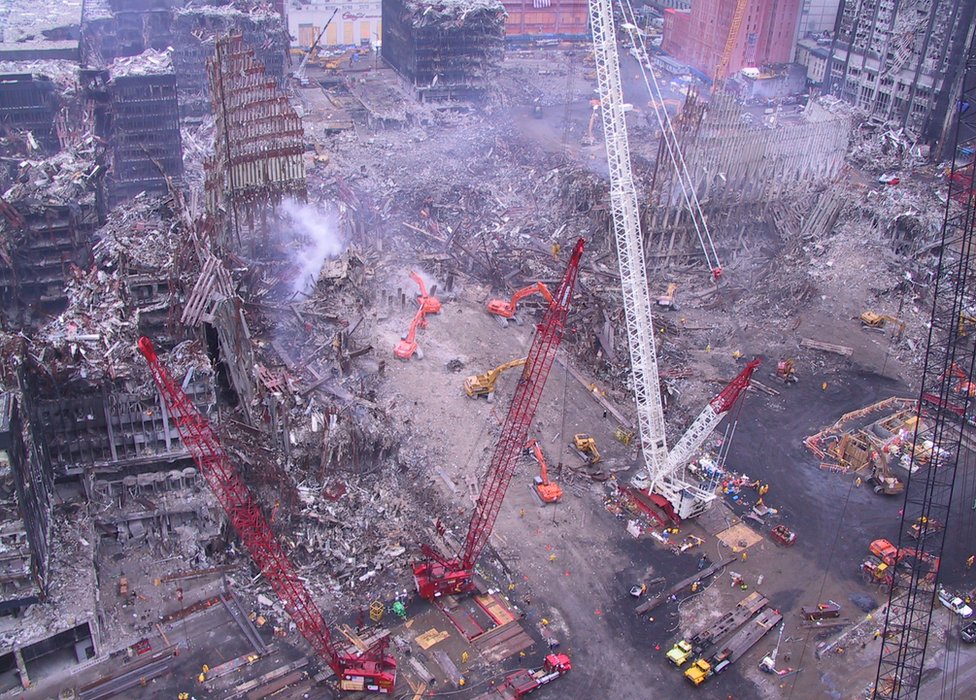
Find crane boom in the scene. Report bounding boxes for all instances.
[713,0,750,83]
[588,0,669,482]
[873,26,976,698]
[414,239,586,599]
[589,0,758,520]
[295,8,338,84]
[136,338,396,693]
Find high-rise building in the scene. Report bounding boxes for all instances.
[827,0,976,146]
[796,0,840,40]
[662,0,803,80]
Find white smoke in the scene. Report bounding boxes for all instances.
[280,198,344,295]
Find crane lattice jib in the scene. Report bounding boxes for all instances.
[588,0,669,479]
[664,359,760,476]
[873,24,976,700]
[459,238,585,568]
[137,338,393,686]
[714,0,750,83]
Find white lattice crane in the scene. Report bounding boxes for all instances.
[588,0,759,519]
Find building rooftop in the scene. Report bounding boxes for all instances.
[0,0,83,60]
[108,48,174,79]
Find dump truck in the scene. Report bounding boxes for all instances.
[666,591,768,667]
[684,607,783,685]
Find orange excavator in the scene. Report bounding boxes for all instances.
[865,538,940,584]
[526,438,563,503]
[409,271,442,315]
[487,282,554,326]
[394,306,426,360]
[944,361,976,398]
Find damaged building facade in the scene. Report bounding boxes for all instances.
[827,0,976,147]
[381,0,506,102]
[642,91,851,267]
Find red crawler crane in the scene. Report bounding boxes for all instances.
[413,238,586,600]
[137,338,396,694]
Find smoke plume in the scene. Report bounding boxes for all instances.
[280,199,344,295]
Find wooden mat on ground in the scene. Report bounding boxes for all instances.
[716,522,763,550]
[415,628,450,650]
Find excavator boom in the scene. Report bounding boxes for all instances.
[410,271,441,315]
[487,282,554,320]
[527,438,562,504]
[464,357,527,398]
[394,306,427,360]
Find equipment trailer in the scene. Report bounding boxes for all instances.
[684,608,783,685]
[666,592,768,666]
[477,654,571,699]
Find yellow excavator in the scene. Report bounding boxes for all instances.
[657,283,678,309]
[572,434,601,465]
[526,438,563,504]
[463,358,526,400]
[859,311,905,339]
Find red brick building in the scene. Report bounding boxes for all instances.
[502,0,589,38]
[662,0,802,80]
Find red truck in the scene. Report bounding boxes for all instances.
[480,654,572,699]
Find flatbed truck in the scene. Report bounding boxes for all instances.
[684,607,783,685]
[477,654,571,699]
[666,591,769,666]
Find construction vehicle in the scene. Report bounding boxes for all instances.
[772,358,798,384]
[409,271,441,315]
[590,0,757,522]
[321,47,370,71]
[656,283,678,309]
[571,434,601,465]
[666,592,768,667]
[770,524,796,546]
[526,438,562,503]
[292,8,337,86]
[483,653,571,699]
[862,557,894,586]
[463,358,526,400]
[413,239,585,600]
[136,338,396,692]
[859,311,906,338]
[394,306,426,360]
[942,360,976,398]
[870,538,900,566]
[486,282,554,325]
[866,538,940,584]
[908,516,943,541]
[684,607,782,685]
[758,621,786,674]
[800,601,841,620]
